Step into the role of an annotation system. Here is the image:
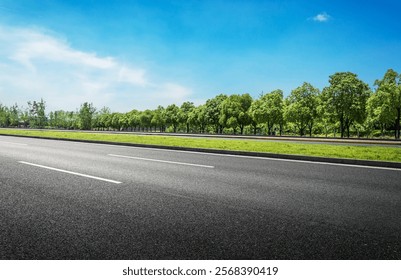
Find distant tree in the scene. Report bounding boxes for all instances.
[322,72,371,138]
[220,93,252,134]
[250,90,284,135]
[366,90,393,137]
[248,111,259,135]
[49,111,55,128]
[28,99,47,128]
[110,112,122,130]
[165,104,180,133]
[205,94,228,134]
[92,107,109,130]
[78,102,96,130]
[19,107,29,128]
[152,106,166,132]
[284,82,320,136]
[119,113,130,131]
[127,109,140,131]
[373,69,401,139]
[316,96,333,137]
[188,105,208,133]
[179,101,195,133]
[8,104,19,127]
[52,110,69,129]
[0,104,10,127]
[140,110,153,131]
[95,107,111,130]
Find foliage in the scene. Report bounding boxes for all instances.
[1,69,401,139]
[27,99,47,128]
[250,90,283,135]
[165,104,180,133]
[322,72,371,138]
[205,94,228,134]
[285,82,320,136]
[179,101,195,133]
[78,102,96,130]
[371,69,401,139]
[220,93,252,134]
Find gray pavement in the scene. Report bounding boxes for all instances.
[0,135,400,259]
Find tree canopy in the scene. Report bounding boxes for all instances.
[1,69,400,139]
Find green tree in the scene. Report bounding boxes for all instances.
[110,112,122,130]
[19,107,29,128]
[322,72,371,138]
[373,69,401,139]
[250,90,284,135]
[179,101,195,133]
[28,99,47,128]
[9,104,19,127]
[119,113,130,131]
[152,106,166,132]
[78,102,96,130]
[66,111,79,129]
[220,94,253,134]
[188,105,208,133]
[205,94,228,134]
[96,107,111,130]
[140,110,153,131]
[165,104,180,133]
[127,109,140,131]
[366,90,393,137]
[284,82,320,136]
[316,96,334,137]
[53,110,70,129]
[0,104,10,127]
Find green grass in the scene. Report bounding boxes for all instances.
[1,128,401,162]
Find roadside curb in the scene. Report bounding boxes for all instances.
[2,133,401,169]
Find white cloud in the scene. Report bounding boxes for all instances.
[312,12,331,22]
[118,67,147,86]
[0,25,193,112]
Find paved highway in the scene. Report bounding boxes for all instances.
[0,135,400,259]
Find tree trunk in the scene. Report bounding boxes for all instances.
[340,114,344,138]
[396,107,401,139]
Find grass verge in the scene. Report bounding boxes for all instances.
[1,129,401,162]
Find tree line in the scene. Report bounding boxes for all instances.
[1,70,400,139]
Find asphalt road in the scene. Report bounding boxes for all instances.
[0,135,400,259]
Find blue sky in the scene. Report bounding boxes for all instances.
[0,0,400,112]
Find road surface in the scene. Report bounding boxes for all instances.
[0,135,400,259]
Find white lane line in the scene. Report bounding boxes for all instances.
[108,154,215,169]
[18,161,122,184]
[0,141,28,146]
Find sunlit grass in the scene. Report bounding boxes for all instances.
[1,129,401,162]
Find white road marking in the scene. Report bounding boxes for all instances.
[18,161,122,184]
[0,141,28,146]
[108,154,215,169]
